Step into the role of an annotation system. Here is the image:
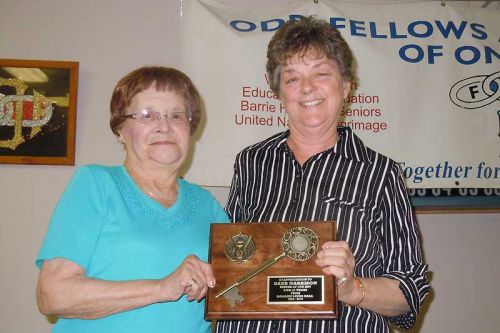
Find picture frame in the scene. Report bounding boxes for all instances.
[0,59,79,165]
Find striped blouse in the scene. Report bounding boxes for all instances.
[216,127,430,333]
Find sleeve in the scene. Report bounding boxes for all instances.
[225,152,242,222]
[379,164,430,330]
[35,166,107,271]
[210,193,230,224]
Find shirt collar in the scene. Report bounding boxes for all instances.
[276,127,374,164]
[333,127,374,164]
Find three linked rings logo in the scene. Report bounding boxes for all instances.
[449,71,500,109]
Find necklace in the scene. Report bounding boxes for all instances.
[144,186,178,206]
[146,189,168,201]
[124,164,177,204]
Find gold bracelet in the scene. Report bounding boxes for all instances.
[349,277,365,307]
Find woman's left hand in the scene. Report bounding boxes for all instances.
[316,241,411,314]
[159,254,215,302]
[315,241,359,303]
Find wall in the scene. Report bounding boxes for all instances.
[0,1,498,332]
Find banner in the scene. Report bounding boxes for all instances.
[181,0,500,189]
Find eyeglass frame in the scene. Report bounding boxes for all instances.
[123,109,192,126]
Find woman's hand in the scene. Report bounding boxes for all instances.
[37,255,216,319]
[315,241,362,305]
[159,254,215,302]
[316,241,410,315]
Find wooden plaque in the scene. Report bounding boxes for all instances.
[205,221,337,320]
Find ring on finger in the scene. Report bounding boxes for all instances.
[338,276,348,285]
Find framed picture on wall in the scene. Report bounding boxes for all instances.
[0,59,79,165]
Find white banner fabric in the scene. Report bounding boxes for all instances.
[180,0,500,188]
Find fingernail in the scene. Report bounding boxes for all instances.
[208,280,215,288]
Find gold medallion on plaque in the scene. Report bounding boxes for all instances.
[224,233,255,263]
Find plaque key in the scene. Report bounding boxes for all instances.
[215,226,319,299]
[216,252,287,298]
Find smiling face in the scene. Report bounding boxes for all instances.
[279,49,351,139]
[118,85,191,172]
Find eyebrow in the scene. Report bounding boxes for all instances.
[137,105,186,112]
[282,60,332,73]
[168,105,186,112]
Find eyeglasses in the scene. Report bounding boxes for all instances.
[123,109,191,126]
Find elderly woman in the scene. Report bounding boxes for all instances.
[36,67,228,333]
[216,16,430,333]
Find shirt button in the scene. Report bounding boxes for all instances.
[271,321,279,330]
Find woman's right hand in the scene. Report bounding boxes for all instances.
[159,254,215,302]
[36,255,215,319]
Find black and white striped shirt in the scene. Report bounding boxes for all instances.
[216,127,430,333]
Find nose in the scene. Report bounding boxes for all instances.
[155,115,172,132]
[301,76,314,94]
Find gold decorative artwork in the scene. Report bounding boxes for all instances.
[0,59,78,165]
